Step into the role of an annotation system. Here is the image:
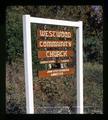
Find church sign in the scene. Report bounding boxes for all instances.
[23,15,83,114]
[37,29,75,78]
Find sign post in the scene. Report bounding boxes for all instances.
[23,15,34,114]
[76,22,83,114]
[23,14,83,114]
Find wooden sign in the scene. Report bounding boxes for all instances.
[37,40,73,48]
[38,50,74,59]
[40,59,72,64]
[37,30,72,38]
[38,68,75,78]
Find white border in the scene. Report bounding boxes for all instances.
[23,15,83,114]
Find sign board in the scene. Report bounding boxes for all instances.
[38,50,74,59]
[23,15,83,114]
[38,68,75,78]
[37,30,72,38]
[37,29,74,78]
[37,40,73,48]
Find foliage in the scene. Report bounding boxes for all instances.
[83,63,103,113]
[33,76,76,108]
[6,6,25,63]
[6,61,103,113]
[6,62,26,113]
[6,5,103,64]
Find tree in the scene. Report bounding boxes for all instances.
[6,5,103,64]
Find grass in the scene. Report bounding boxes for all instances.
[6,60,103,114]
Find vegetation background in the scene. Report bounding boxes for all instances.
[6,5,103,114]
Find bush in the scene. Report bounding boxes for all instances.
[84,62,103,83]
[6,62,103,113]
[84,63,103,113]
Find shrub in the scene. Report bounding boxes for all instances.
[84,63,103,113]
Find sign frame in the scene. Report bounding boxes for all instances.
[23,15,83,114]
